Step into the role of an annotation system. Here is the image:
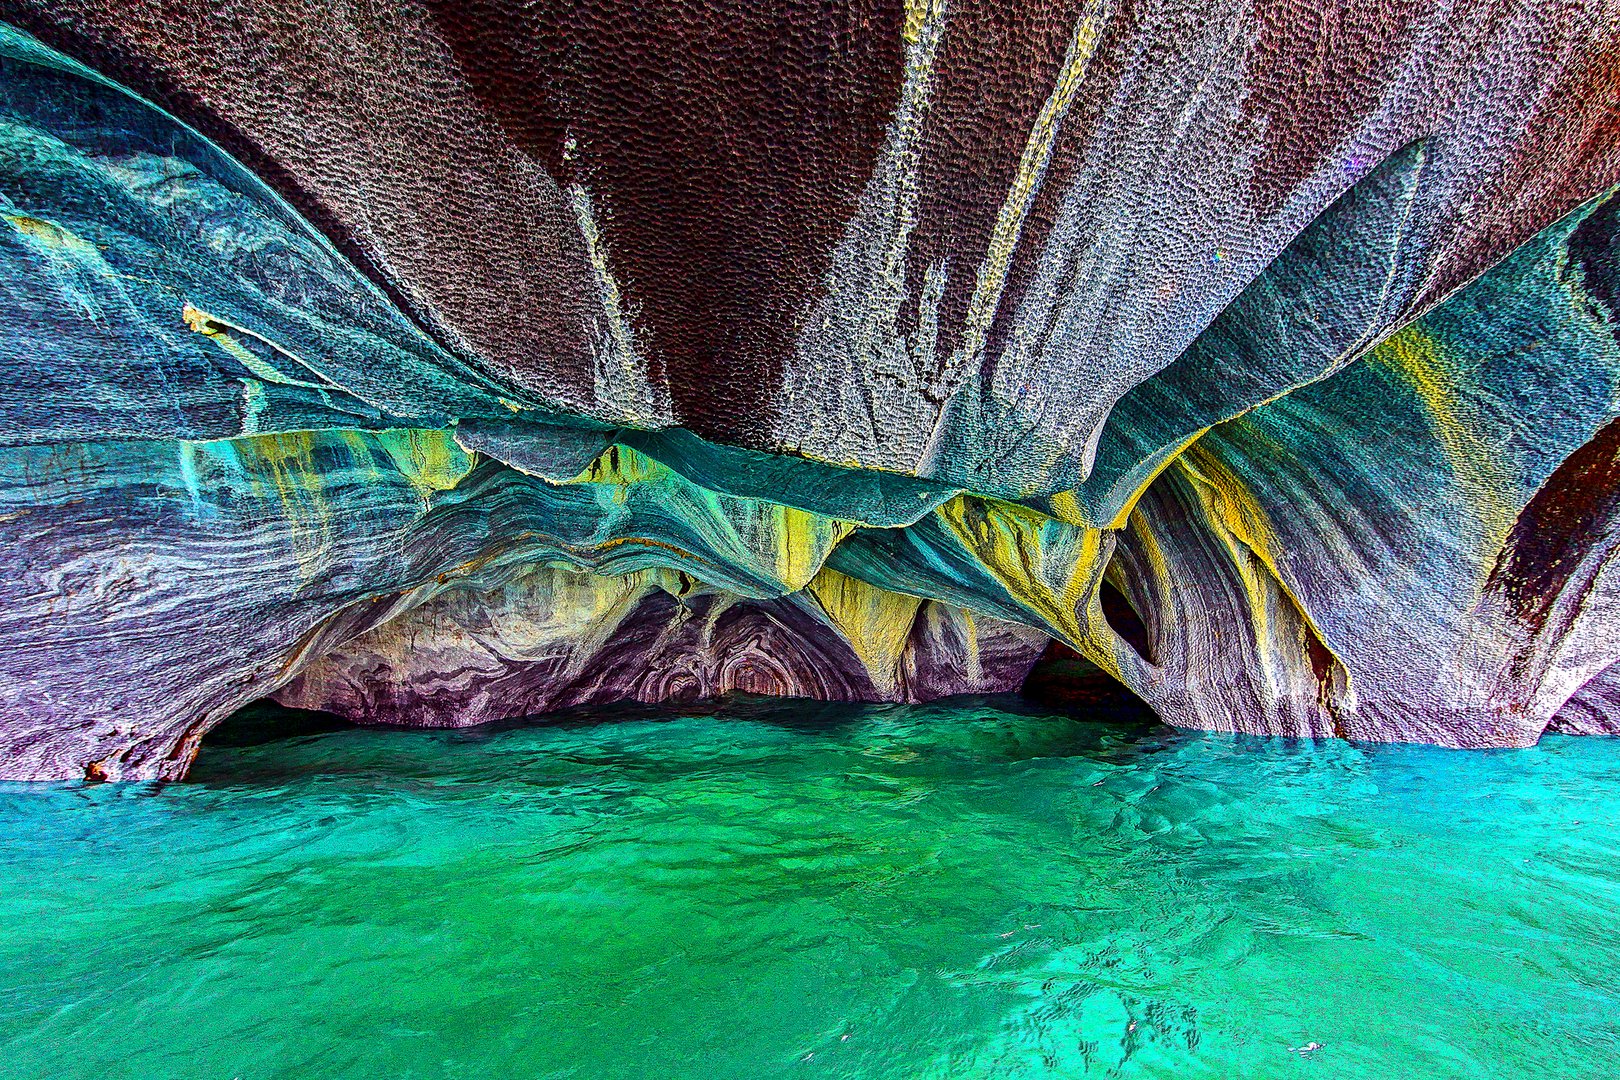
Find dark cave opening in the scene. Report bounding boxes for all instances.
[193,637,1161,770]
[1019,639,1157,724]
[200,698,357,751]
[1099,578,1154,663]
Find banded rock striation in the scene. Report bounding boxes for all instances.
[0,2,1617,780]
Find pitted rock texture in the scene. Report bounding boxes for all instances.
[0,5,1617,779]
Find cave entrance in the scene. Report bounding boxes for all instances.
[1019,639,1157,724]
[1098,578,1154,664]
[197,698,356,753]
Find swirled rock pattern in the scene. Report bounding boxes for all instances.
[0,3,1617,779]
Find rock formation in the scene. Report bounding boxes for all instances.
[0,2,1617,779]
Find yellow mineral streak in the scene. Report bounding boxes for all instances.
[4,212,96,253]
[954,0,1110,370]
[935,493,1107,649]
[901,0,942,47]
[498,566,654,647]
[1368,324,1515,545]
[175,429,472,577]
[1041,424,1211,530]
[232,431,328,519]
[1044,489,1088,527]
[215,432,335,578]
[180,305,335,391]
[572,443,854,592]
[1102,510,1172,682]
[578,444,662,487]
[774,507,856,592]
[806,567,925,696]
[1175,445,1280,564]
[1172,446,1350,695]
[1107,428,1212,528]
[373,430,476,502]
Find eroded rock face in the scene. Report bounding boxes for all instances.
[0,4,1617,779]
[274,566,1050,727]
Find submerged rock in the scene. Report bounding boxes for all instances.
[0,3,1616,778]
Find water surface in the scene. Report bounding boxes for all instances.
[2,697,1617,1078]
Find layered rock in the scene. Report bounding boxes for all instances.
[0,4,1617,779]
[275,566,1049,726]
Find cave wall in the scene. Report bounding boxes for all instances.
[0,4,1618,779]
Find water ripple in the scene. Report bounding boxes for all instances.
[1,695,1617,1078]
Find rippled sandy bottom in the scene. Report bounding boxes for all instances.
[2,696,1618,1079]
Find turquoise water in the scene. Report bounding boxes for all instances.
[2,697,1618,1079]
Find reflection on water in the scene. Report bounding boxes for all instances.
[2,695,1618,1079]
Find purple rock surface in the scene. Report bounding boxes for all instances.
[0,3,1618,779]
